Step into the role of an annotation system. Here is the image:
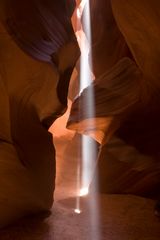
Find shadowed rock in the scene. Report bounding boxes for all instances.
[67,0,160,198]
[0,0,79,228]
[67,58,141,144]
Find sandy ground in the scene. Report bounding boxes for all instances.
[0,131,160,240]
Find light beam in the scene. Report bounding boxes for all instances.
[75,1,101,239]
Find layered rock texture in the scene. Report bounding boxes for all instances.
[67,0,160,198]
[0,0,160,231]
[0,0,79,227]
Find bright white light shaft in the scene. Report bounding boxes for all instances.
[75,3,101,238]
[79,0,92,92]
[79,187,89,196]
[79,0,96,189]
[81,136,96,189]
[79,1,101,240]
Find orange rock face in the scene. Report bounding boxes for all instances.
[67,0,160,198]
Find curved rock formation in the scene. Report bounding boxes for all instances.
[67,0,160,198]
[67,57,141,143]
[0,0,79,227]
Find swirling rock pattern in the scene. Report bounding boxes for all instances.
[68,0,160,198]
[0,0,79,227]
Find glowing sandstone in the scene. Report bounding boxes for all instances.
[67,0,160,198]
[0,0,79,227]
